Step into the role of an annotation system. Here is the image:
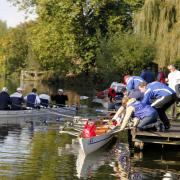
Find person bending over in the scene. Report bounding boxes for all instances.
[113,96,158,131]
[138,82,176,130]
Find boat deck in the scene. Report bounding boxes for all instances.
[131,120,180,147]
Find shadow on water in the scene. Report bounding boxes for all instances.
[128,142,180,179]
[0,125,21,142]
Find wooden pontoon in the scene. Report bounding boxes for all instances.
[130,121,180,149]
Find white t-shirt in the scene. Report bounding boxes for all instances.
[168,70,180,91]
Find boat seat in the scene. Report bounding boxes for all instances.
[95,126,109,135]
[95,129,107,135]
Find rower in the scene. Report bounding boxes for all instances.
[0,87,11,110]
[10,87,24,110]
[51,89,68,107]
[25,88,41,108]
[39,92,51,107]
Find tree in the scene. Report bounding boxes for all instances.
[3,24,29,77]
[8,0,139,75]
[96,32,156,81]
[0,20,8,75]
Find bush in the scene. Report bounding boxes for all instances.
[96,32,156,81]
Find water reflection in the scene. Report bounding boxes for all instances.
[0,122,179,179]
[131,148,180,180]
[0,79,179,179]
[76,148,108,179]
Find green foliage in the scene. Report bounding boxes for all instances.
[124,0,145,10]
[3,25,29,76]
[96,32,156,80]
[4,0,149,79]
[0,20,7,37]
[0,21,8,75]
[7,0,136,75]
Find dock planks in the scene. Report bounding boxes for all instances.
[131,121,180,146]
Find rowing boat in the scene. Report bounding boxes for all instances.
[0,106,77,124]
[92,97,121,110]
[79,120,119,155]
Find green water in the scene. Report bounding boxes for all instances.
[0,79,179,179]
[0,125,180,179]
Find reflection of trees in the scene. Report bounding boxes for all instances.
[0,124,21,142]
[132,150,180,179]
[14,131,78,179]
[110,143,180,180]
[91,165,115,180]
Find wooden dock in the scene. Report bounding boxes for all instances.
[130,121,180,149]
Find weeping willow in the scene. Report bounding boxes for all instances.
[134,0,180,67]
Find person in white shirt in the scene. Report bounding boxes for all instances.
[167,64,180,118]
[167,65,180,91]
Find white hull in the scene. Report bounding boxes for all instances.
[0,106,77,125]
[92,98,109,109]
[79,127,116,155]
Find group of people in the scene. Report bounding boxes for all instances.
[0,87,69,110]
[112,64,180,132]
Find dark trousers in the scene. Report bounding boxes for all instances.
[152,94,176,127]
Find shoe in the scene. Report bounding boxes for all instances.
[164,124,171,130]
[157,123,164,132]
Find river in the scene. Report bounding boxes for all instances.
[0,79,179,179]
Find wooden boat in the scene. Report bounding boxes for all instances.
[79,121,119,155]
[0,106,77,125]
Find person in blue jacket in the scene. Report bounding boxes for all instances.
[25,88,41,108]
[0,87,11,110]
[10,87,24,110]
[123,75,146,100]
[125,75,146,91]
[114,97,158,131]
[140,67,155,83]
[138,82,176,130]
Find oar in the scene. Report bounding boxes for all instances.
[59,130,79,137]
[50,104,78,112]
[110,128,122,135]
[47,110,76,118]
[23,102,77,118]
[95,109,117,113]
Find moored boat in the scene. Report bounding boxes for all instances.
[0,106,77,124]
[79,120,119,155]
[93,82,125,110]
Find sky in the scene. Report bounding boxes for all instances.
[0,0,36,27]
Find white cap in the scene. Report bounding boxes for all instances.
[58,89,63,92]
[2,87,8,92]
[17,87,23,92]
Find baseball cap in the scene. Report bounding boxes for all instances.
[58,89,63,92]
[2,87,8,92]
[17,87,23,92]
